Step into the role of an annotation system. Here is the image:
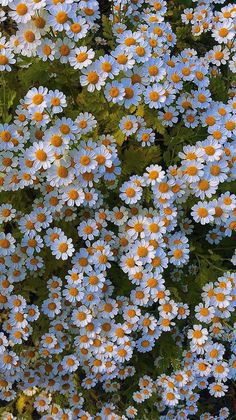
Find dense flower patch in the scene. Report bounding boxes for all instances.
[0,0,236,419]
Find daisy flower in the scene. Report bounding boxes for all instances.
[48,4,72,32]
[27,141,54,171]
[62,283,84,303]
[144,84,166,109]
[24,86,48,112]
[55,37,75,64]
[69,46,95,70]
[212,21,234,44]
[77,219,99,241]
[120,181,143,204]
[75,112,97,135]
[66,16,89,41]
[191,201,215,225]
[105,81,125,104]
[61,183,85,207]
[112,48,135,71]
[46,89,67,114]
[209,381,228,397]
[51,237,75,260]
[188,324,208,345]
[0,204,16,223]
[98,54,119,79]
[0,233,15,256]
[121,78,142,108]
[17,23,41,56]
[62,355,79,373]
[137,128,155,147]
[46,159,74,187]
[80,65,106,92]
[0,49,16,71]
[74,148,97,174]
[195,303,215,323]
[119,115,139,136]
[9,0,32,24]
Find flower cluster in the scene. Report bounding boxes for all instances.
[132,271,236,419]
[182,0,236,47]
[0,85,121,190]
[0,0,236,418]
[0,0,100,67]
[0,83,235,417]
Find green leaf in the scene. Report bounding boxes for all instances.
[115,129,126,146]
[122,144,161,176]
[102,15,115,49]
[210,75,228,102]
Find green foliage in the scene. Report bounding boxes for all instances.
[122,145,161,177]
[102,15,116,49]
[0,75,17,122]
[210,74,230,102]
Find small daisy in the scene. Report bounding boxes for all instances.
[80,65,106,92]
[51,237,75,260]
[69,46,95,70]
[27,141,54,171]
[0,204,16,223]
[137,128,155,147]
[0,233,15,256]
[0,49,16,71]
[120,181,143,204]
[191,201,215,225]
[46,90,67,114]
